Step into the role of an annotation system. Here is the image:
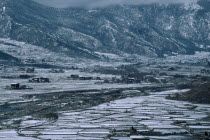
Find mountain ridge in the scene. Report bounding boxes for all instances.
[0,0,209,60]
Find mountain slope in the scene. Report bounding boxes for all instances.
[0,51,19,62]
[0,0,209,59]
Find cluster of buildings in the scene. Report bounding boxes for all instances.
[3,67,51,90]
[5,83,32,90]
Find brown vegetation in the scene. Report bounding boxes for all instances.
[167,82,210,104]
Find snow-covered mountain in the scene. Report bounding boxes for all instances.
[0,0,209,61]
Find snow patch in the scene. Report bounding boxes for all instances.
[2,6,5,12]
[165,25,172,30]
[88,9,97,13]
[0,38,74,66]
[185,3,201,10]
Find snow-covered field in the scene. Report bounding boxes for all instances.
[2,90,210,140]
[0,38,75,66]
[0,66,153,104]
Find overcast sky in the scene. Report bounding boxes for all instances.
[33,0,198,8]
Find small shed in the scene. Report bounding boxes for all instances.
[10,83,20,89]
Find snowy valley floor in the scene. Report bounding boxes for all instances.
[1,89,210,140]
[1,50,210,139]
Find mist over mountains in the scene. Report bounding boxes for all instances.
[0,0,210,60]
[33,0,198,8]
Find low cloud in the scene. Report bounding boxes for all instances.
[33,0,198,8]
